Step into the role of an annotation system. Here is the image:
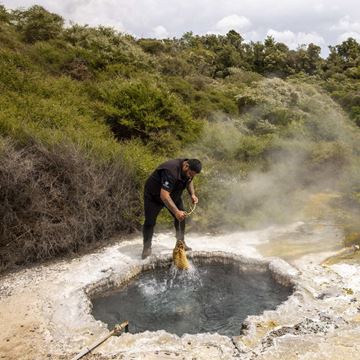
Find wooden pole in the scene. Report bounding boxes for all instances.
[71,321,129,360]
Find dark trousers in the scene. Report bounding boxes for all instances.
[143,192,185,248]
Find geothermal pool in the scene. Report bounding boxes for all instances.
[91,262,293,337]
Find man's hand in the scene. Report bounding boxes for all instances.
[191,194,198,204]
[176,210,187,222]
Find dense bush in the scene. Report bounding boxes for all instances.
[0,139,140,271]
[62,25,152,71]
[93,79,201,150]
[12,5,64,43]
[0,5,10,23]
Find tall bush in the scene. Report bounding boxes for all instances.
[94,79,201,150]
[0,139,140,271]
[12,5,64,43]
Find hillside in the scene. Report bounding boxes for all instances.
[0,4,359,271]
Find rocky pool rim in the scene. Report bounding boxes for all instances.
[84,251,299,338]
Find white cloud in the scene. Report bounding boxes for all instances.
[297,32,325,46]
[151,25,169,39]
[1,0,360,49]
[337,31,360,42]
[267,29,325,49]
[211,14,252,34]
[243,30,260,42]
[314,3,325,12]
[330,16,360,32]
[267,29,295,44]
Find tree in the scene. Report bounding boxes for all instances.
[288,43,322,75]
[12,5,64,43]
[180,31,201,49]
[215,45,242,71]
[0,5,10,23]
[248,41,265,73]
[201,33,222,51]
[306,43,322,74]
[326,38,360,75]
[336,38,360,68]
[263,36,291,76]
[226,30,244,50]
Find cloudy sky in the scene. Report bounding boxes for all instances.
[2,0,360,56]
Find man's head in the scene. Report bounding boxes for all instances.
[182,159,202,179]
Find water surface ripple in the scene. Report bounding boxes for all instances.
[92,263,292,336]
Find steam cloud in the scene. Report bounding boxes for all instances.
[187,78,360,230]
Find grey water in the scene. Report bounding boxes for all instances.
[91,263,292,337]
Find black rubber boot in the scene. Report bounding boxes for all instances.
[142,224,154,259]
[141,246,152,259]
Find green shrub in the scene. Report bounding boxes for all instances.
[0,70,120,161]
[94,79,201,148]
[159,55,194,76]
[235,134,273,163]
[12,5,64,43]
[0,48,38,92]
[224,67,263,85]
[119,139,163,184]
[26,40,92,79]
[138,39,166,54]
[0,5,10,23]
[62,25,151,71]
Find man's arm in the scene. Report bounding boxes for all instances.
[187,181,198,204]
[160,189,187,221]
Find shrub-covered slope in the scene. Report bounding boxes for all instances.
[0,4,359,271]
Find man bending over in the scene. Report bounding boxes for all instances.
[142,158,202,259]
